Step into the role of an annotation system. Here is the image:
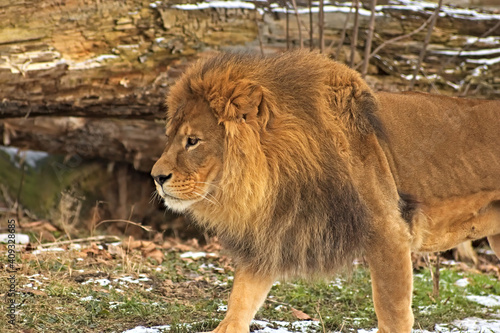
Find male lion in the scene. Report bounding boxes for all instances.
[151,50,500,333]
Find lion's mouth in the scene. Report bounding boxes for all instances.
[156,186,205,213]
[159,187,198,201]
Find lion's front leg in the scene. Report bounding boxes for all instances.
[212,267,275,333]
[366,223,414,333]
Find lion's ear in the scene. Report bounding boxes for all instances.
[225,80,267,127]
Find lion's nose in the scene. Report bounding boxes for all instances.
[153,173,172,186]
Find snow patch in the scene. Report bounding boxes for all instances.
[454,278,470,287]
[467,55,500,66]
[0,146,49,168]
[0,233,30,245]
[82,278,111,287]
[122,326,170,333]
[173,1,255,10]
[121,316,500,332]
[436,317,500,332]
[432,47,500,56]
[32,247,65,255]
[466,295,500,307]
[180,251,217,259]
[252,320,320,332]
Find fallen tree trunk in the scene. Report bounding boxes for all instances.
[1,117,165,172]
[1,0,499,170]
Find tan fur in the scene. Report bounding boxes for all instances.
[151,50,500,333]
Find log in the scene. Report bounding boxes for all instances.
[1,0,499,169]
[1,117,165,172]
[0,0,259,119]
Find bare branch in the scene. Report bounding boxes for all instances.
[410,0,443,89]
[361,0,377,77]
[354,9,435,70]
[309,0,314,50]
[331,3,354,60]
[37,235,122,248]
[286,4,290,50]
[290,0,303,48]
[436,19,500,81]
[255,11,265,56]
[349,0,360,67]
[318,0,325,53]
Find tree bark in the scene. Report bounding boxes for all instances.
[0,0,260,119]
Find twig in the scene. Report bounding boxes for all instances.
[316,303,326,333]
[349,0,360,67]
[361,0,377,77]
[290,0,303,48]
[37,235,121,248]
[433,253,440,299]
[331,3,354,60]
[286,4,290,50]
[255,11,264,56]
[410,0,443,89]
[354,10,435,70]
[308,0,313,50]
[436,19,500,92]
[95,219,153,232]
[419,66,440,94]
[318,0,325,53]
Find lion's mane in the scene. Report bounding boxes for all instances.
[167,50,383,277]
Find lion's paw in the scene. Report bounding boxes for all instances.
[211,319,249,333]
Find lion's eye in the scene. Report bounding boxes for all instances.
[186,137,200,148]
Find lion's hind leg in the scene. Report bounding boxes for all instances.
[488,234,500,258]
[483,201,500,258]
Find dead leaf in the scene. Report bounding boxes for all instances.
[186,238,200,248]
[77,251,87,258]
[162,239,176,249]
[141,241,156,252]
[153,232,164,243]
[291,307,314,321]
[125,240,143,250]
[81,243,112,260]
[144,249,164,264]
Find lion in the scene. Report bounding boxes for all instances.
[151,50,500,333]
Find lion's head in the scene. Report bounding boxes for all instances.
[152,53,274,224]
[151,97,225,213]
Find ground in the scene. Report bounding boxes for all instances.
[1,234,500,332]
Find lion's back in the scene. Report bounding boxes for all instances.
[376,91,500,201]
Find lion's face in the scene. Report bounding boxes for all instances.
[151,98,225,213]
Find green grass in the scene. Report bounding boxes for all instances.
[1,244,499,332]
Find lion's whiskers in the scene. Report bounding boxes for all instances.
[149,190,162,204]
[192,189,220,206]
